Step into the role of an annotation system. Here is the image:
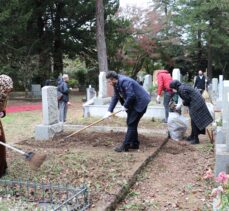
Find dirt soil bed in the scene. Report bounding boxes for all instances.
[3,131,166,209]
[117,140,215,210]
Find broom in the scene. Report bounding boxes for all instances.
[0,142,46,170]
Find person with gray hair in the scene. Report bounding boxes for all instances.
[58,74,71,122]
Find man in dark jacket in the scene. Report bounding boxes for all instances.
[194,70,206,94]
[105,71,151,152]
[170,80,213,144]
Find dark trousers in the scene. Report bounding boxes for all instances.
[190,119,205,138]
[163,91,173,122]
[124,108,147,146]
[0,121,7,178]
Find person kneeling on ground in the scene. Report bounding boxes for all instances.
[0,75,13,177]
[104,71,151,152]
[169,80,213,144]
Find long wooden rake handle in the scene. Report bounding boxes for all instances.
[64,109,123,140]
[0,141,27,156]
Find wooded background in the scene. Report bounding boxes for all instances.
[0,0,228,90]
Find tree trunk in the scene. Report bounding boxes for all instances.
[96,0,108,73]
[207,19,213,81]
[37,15,51,83]
[197,29,202,70]
[36,1,49,83]
[53,3,64,78]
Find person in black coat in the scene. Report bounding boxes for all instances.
[170,80,213,144]
[194,70,206,94]
[104,71,151,152]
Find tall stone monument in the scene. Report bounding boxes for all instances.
[35,86,63,141]
[172,68,181,81]
[94,71,112,105]
[215,91,229,175]
[218,75,224,101]
[98,72,107,98]
[143,74,152,94]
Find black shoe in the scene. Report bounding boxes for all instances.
[114,144,129,152]
[130,144,139,149]
[186,135,194,141]
[191,138,200,145]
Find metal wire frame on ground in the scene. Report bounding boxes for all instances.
[0,179,90,211]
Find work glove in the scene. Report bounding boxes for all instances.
[156,95,161,104]
[121,106,128,112]
[103,111,113,119]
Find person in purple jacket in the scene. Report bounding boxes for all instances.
[104,71,151,152]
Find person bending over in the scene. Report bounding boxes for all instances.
[104,71,151,152]
[170,80,213,144]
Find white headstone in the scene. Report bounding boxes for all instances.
[222,81,229,129]
[42,86,59,125]
[86,85,96,101]
[172,68,181,81]
[226,93,229,151]
[35,86,63,140]
[218,75,224,101]
[98,72,107,98]
[212,78,218,93]
[143,74,152,94]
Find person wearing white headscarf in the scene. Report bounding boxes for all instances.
[0,75,13,177]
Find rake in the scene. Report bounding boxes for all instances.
[0,142,46,170]
[64,109,123,140]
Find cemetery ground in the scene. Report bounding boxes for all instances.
[0,94,216,210]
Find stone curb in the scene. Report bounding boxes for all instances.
[103,137,168,211]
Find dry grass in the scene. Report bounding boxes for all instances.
[3,95,162,144]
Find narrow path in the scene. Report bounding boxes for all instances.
[116,140,214,210]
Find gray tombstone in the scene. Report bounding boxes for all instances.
[31,84,41,97]
[86,85,96,101]
[35,86,63,140]
[143,74,152,94]
[212,78,218,94]
[215,93,229,175]
[211,78,218,100]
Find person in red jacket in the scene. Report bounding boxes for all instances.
[156,70,173,123]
